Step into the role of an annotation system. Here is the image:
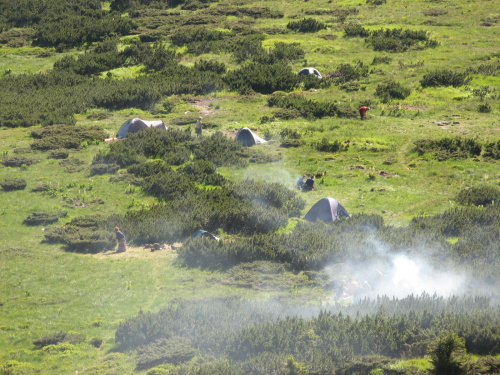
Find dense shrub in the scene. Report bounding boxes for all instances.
[44,216,115,253]
[313,138,349,153]
[30,125,105,151]
[1,178,27,191]
[375,80,412,102]
[90,163,120,175]
[136,337,195,369]
[2,156,38,168]
[483,140,500,159]
[420,69,471,88]
[428,332,467,375]
[48,149,70,159]
[267,93,354,119]
[287,18,327,33]
[224,62,299,94]
[23,212,67,226]
[367,28,438,52]
[413,137,482,160]
[34,15,135,48]
[477,102,491,113]
[332,62,369,84]
[344,22,370,37]
[32,331,85,348]
[194,59,226,74]
[456,185,500,206]
[115,295,500,374]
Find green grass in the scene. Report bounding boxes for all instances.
[1,0,499,372]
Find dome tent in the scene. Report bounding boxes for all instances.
[117,118,167,138]
[192,229,220,241]
[298,67,322,79]
[303,197,349,222]
[236,127,267,147]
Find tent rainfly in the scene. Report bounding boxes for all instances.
[192,229,220,241]
[298,67,322,79]
[116,118,167,138]
[303,197,349,222]
[236,127,267,147]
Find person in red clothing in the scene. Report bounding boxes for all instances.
[359,106,370,120]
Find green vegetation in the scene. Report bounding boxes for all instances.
[0,0,499,373]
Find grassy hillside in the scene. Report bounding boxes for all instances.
[0,0,499,373]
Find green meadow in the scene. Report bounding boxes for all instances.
[0,0,499,373]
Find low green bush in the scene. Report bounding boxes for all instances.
[287,18,327,33]
[478,102,492,113]
[89,337,103,348]
[32,331,85,348]
[30,125,105,151]
[375,80,412,102]
[367,28,438,52]
[23,212,67,226]
[413,137,482,160]
[136,337,195,369]
[333,62,369,84]
[1,156,38,168]
[48,149,70,159]
[90,163,120,176]
[44,216,115,253]
[483,140,500,159]
[268,93,354,119]
[313,138,349,153]
[344,22,370,37]
[224,62,299,94]
[420,69,471,88]
[456,186,500,206]
[1,178,27,191]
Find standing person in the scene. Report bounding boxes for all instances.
[196,116,203,137]
[115,227,126,253]
[359,106,370,120]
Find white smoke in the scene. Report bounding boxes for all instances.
[374,253,466,298]
[325,236,468,300]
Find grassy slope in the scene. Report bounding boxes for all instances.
[0,0,499,373]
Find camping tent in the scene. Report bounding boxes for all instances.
[303,197,349,222]
[236,127,267,147]
[191,229,220,241]
[298,67,322,79]
[116,118,167,138]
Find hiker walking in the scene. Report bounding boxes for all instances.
[196,116,203,137]
[115,227,126,253]
[359,106,370,120]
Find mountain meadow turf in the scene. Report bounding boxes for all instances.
[0,0,499,374]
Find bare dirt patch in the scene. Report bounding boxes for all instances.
[93,244,180,260]
[187,97,216,117]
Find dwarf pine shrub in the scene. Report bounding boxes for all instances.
[23,212,67,226]
[483,140,500,159]
[456,186,500,206]
[375,80,412,102]
[1,178,27,191]
[413,137,482,160]
[420,69,471,88]
[2,156,38,168]
[344,22,370,37]
[287,18,327,33]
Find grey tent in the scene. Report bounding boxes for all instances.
[298,67,322,79]
[303,197,349,222]
[117,118,167,138]
[236,127,267,147]
[192,229,220,241]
